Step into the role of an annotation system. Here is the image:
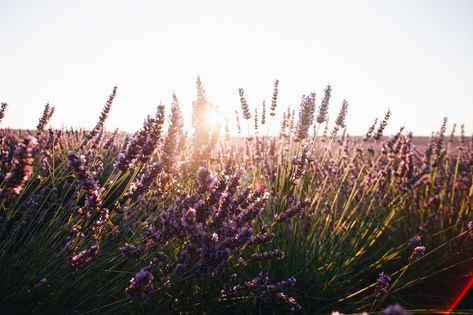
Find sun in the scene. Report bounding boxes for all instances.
[203,107,224,129]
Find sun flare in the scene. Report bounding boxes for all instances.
[203,107,224,129]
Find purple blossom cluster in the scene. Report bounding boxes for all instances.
[251,249,283,261]
[120,243,142,260]
[331,100,349,138]
[275,200,308,223]
[375,272,391,297]
[316,84,331,125]
[67,151,103,218]
[125,162,163,199]
[57,224,83,257]
[162,94,184,172]
[39,129,62,173]
[83,86,117,144]
[69,243,100,272]
[0,137,12,179]
[36,103,55,137]
[141,167,270,276]
[409,245,426,262]
[229,271,300,311]
[140,105,165,164]
[0,102,7,124]
[290,145,313,185]
[125,165,300,306]
[238,88,251,120]
[373,110,391,141]
[269,79,279,117]
[382,303,413,315]
[114,105,165,172]
[248,228,274,246]
[0,136,37,199]
[125,266,155,301]
[294,92,316,141]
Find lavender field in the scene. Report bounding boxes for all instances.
[0,80,472,314]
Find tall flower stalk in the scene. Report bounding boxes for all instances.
[81,86,117,147]
[0,102,8,125]
[0,136,37,200]
[294,93,316,142]
[36,103,55,137]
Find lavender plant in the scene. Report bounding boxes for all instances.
[0,81,471,315]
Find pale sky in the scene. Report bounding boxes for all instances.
[1,0,472,136]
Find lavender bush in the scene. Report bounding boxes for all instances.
[0,79,472,314]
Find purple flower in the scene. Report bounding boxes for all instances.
[294,92,316,141]
[67,151,103,218]
[316,84,331,124]
[36,103,55,137]
[196,166,213,192]
[125,162,163,199]
[0,102,8,124]
[382,303,412,315]
[94,208,109,227]
[251,249,284,261]
[409,246,426,262]
[375,272,391,297]
[114,109,163,172]
[1,136,37,199]
[331,100,349,138]
[374,109,391,141]
[125,266,154,301]
[275,201,308,223]
[82,86,117,145]
[269,79,279,117]
[290,146,312,185]
[120,243,142,260]
[248,231,274,246]
[230,271,300,312]
[137,166,277,279]
[69,243,100,271]
[162,94,184,171]
[238,88,251,120]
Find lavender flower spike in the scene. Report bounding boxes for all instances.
[83,86,117,144]
[125,266,155,301]
[0,102,8,125]
[409,245,426,262]
[294,92,316,142]
[1,136,37,199]
[275,201,308,223]
[382,303,413,315]
[375,272,391,297]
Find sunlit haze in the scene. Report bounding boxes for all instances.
[1,0,472,135]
